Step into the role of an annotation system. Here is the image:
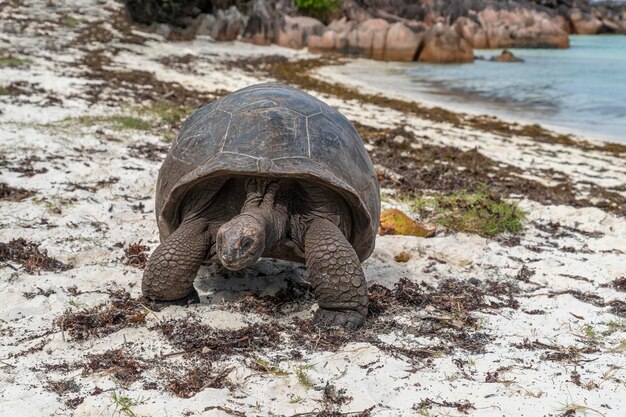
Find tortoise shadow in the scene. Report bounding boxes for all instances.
[194,258,310,305]
[193,243,415,307]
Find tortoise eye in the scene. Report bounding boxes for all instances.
[240,236,253,250]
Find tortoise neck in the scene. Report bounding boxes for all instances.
[239,195,288,251]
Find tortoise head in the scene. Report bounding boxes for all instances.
[216,213,266,270]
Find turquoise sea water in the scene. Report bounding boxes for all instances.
[348,36,626,143]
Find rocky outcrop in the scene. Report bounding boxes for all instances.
[243,0,276,45]
[125,0,626,64]
[455,7,569,49]
[349,18,390,59]
[196,14,217,37]
[275,15,325,49]
[211,6,248,41]
[309,19,472,63]
[127,0,626,42]
[308,20,426,62]
[384,22,423,61]
[568,9,603,34]
[355,0,626,35]
[418,23,474,63]
[563,1,626,34]
[455,16,489,49]
[490,49,524,62]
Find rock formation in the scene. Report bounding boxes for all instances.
[124,0,626,63]
[383,22,423,61]
[568,8,604,34]
[418,23,474,63]
[490,49,524,62]
[275,15,325,49]
[468,7,569,49]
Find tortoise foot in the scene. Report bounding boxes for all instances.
[314,308,366,330]
[144,288,200,310]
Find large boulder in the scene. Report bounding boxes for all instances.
[476,7,569,49]
[308,17,355,53]
[211,6,247,41]
[568,9,603,34]
[243,0,275,45]
[490,49,524,63]
[307,34,324,51]
[346,18,390,59]
[342,0,373,23]
[417,23,473,63]
[275,15,325,49]
[196,14,217,37]
[383,22,422,62]
[328,17,356,34]
[455,16,488,49]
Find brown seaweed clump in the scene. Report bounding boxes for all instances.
[0,182,35,201]
[0,238,71,273]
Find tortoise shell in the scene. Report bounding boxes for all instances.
[155,82,380,261]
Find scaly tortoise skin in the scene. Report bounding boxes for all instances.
[143,82,380,328]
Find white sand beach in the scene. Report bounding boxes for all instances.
[1,1,625,416]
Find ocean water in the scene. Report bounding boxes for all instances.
[339,36,626,143]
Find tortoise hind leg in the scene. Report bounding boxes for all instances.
[304,218,368,329]
[142,217,212,304]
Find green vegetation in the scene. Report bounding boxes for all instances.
[35,100,191,143]
[295,364,315,389]
[603,320,625,336]
[61,16,80,27]
[110,116,152,130]
[581,324,600,342]
[556,400,607,417]
[295,0,340,23]
[68,299,84,309]
[60,101,190,136]
[32,196,76,215]
[146,101,193,124]
[0,56,30,67]
[73,115,152,131]
[110,392,139,417]
[611,339,626,353]
[253,358,289,377]
[406,187,525,237]
[0,87,9,95]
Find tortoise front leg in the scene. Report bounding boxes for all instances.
[304,218,368,329]
[142,217,213,304]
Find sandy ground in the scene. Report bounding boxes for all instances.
[1,1,625,416]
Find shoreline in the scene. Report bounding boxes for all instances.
[314,54,625,146]
[228,52,626,156]
[1,2,626,416]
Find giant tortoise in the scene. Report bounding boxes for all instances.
[143,82,380,328]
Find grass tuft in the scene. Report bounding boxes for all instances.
[295,364,315,389]
[253,358,289,377]
[60,101,190,135]
[556,399,607,417]
[73,115,152,131]
[146,101,193,124]
[406,186,525,237]
[61,16,80,27]
[0,56,30,67]
[110,392,138,417]
[610,339,626,353]
[109,116,152,130]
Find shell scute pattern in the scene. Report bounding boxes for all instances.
[221,105,309,160]
[159,82,380,260]
[218,85,323,117]
[175,109,231,164]
[307,113,372,191]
